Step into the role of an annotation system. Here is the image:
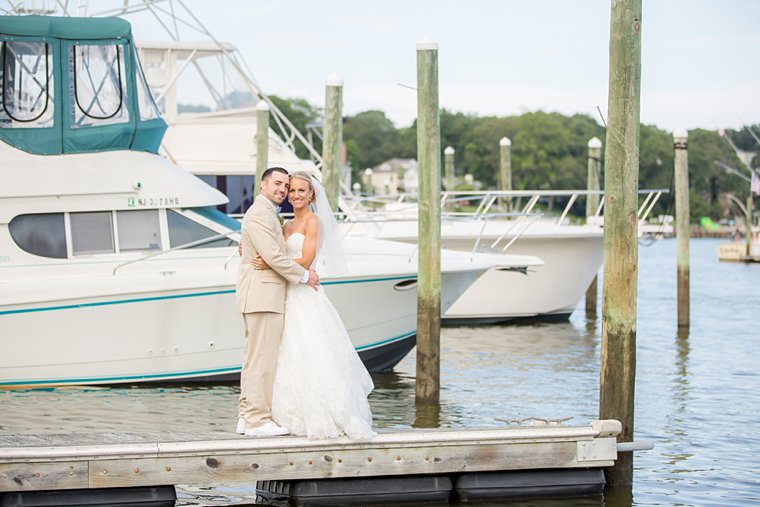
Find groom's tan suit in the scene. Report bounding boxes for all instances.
[236,194,306,428]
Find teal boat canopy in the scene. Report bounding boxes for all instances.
[0,15,167,155]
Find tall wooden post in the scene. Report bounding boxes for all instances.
[415,38,441,403]
[585,137,602,319]
[444,146,455,191]
[254,100,270,197]
[499,137,512,191]
[362,168,373,194]
[323,74,343,211]
[674,129,690,328]
[599,0,642,487]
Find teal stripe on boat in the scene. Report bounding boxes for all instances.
[0,276,416,316]
[355,331,415,351]
[0,332,415,387]
[0,366,242,387]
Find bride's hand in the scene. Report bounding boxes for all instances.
[251,255,270,270]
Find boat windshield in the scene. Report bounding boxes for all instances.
[187,206,242,232]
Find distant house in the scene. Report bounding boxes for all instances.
[366,158,418,194]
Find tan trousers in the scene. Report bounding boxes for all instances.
[239,311,284,429]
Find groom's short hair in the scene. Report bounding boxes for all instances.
[261,167,289,182]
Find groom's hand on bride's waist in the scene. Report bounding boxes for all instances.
[307,268,320,290]
[251,255,269,270]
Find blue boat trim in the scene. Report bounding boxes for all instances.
[0,275,417,316]
[0,290,236,315]
[354,331,415,351]
[0,366,242,387]
[0,332,416,387]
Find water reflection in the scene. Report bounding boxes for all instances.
[603,484,633,506]
[413,401,441,428]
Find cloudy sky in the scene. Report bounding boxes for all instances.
[105,0,760,132]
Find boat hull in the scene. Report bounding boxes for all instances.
[0,279,412,387]
[0,265,485,387]
[441,234,603,322]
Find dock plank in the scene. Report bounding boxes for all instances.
[0,421,622,492]
[0,461,88,491]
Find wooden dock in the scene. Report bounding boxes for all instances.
[0,420,621,502]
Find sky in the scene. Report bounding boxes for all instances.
[90,0,760,132]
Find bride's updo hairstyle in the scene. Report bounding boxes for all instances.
[289,171,317,204]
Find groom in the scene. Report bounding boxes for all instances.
[235,167,319,437]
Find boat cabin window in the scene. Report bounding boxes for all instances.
[70,43,129,128]
[117,210,162,252]
[167,210,235,249]
[8,213,66,259]
[0,40,55,128]
[70,211,115,255]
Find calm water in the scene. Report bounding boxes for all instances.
[1,238,758,506]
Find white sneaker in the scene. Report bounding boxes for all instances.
[244,421,289,437]
[235,418,246,435]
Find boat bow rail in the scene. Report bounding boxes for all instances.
[342,188,670,252]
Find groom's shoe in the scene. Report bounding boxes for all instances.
[244,421,289,437]
[235,418,246,435]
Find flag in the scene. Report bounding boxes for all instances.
[752,171,760,197]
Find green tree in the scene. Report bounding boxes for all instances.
[343,110,400,181]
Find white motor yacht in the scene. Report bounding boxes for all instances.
[341,209,603,323]
[341,187,665,323]
[0,15,502,387]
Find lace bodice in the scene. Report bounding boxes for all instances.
[285,232,304,260]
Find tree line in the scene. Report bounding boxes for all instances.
[269,95,758,222]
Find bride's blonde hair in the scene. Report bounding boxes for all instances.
[289,171,317,204]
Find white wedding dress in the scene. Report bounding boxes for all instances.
[271,233,376,439]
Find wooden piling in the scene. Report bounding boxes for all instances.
[585,137,602,320]
[673,129,690,328]
[415,38,442,403]
[444,146,455,191]
[599,0,642,487]
[362,168,373,194]
[499,137,512,192]
[323,74,343,211]
[254,101,270,197]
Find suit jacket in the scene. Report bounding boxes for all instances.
[235,194,306,314]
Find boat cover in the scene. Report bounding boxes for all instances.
[0,15,167,155]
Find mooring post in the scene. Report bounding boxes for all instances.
[499,137,512,192]
[415,37,442,403]
[254,100,270,197]
[599,0,642,487]
[323,74,343,211]
[585,137,602,320]
[444,146,455,191]
[674,129,690,328]
[499,137,512,210]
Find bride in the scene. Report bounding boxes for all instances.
[251,171,375,440]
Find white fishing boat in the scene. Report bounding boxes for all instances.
[341,192,605,323]
[341,187,665,323]
[0,15,505,387]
